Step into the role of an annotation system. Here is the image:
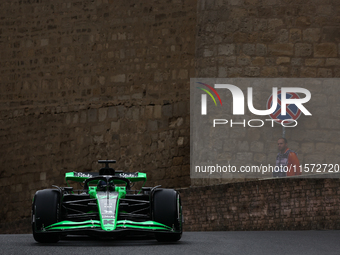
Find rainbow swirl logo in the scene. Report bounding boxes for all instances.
[196,82,222,115]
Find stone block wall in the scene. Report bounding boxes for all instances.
[180,178,340,231]
[196,0,340,78]
[193,0,340,186]
[1,0,340,233]
[0,0,196,233]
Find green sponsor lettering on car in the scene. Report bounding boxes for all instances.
[32,160,182,243]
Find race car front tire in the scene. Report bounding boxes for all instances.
[32,189,60,243]
[152,189,182,242]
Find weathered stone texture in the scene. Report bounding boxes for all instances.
[180,178,340,231]
[0,0,196,233]
[196,0,340,78]
[1,0,340,234]
[194,0,340,186]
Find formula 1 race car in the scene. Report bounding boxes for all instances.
[31,160,182,243]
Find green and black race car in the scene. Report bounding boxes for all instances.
[31,160,182,243]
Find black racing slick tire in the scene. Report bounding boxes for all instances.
[32,189,60,243]
[152,189,182,242]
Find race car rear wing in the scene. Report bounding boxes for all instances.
[65,171,147,183]
[65,160,147,183]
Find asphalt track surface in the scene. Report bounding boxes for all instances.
[1,231,340,255]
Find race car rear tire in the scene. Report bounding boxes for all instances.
[32,189,60,243]
[152,189,182,242]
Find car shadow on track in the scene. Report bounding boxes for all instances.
[30,235,189,247]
